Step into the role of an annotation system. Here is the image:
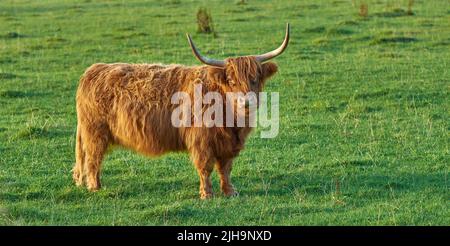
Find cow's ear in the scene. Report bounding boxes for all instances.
[207,66,226,84]
[261,62,278,80]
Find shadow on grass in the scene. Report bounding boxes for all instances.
[0,167,445,225]
[37,168,443,201]
[374,9,414,18]
[0,57,16,64]
[238,170,444,202]
[0,32,27,39]
[304,26,326,34]
[12,126,71,140]
[0,73,18,80]
[372,36,417,45]
[0,90,49,99]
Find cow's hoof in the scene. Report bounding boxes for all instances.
[74,179,83,187]
[223,190,239,197]
[222,186,239,197]
[72,169,83,187]
[200,193,213,200]
[87,181,101,192]
[87,186,100,192]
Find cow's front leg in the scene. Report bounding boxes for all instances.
[216,159,238,197]
[197,165,214,199]
[191,153,214,199]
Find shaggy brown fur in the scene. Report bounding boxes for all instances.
[74,56,278,199]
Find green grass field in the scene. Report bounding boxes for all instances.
[0,0,448,225]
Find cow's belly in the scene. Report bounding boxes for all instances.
[109,104,186,156]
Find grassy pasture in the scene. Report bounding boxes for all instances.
[0,0,448,225]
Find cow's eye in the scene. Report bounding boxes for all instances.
[250,79,257,85]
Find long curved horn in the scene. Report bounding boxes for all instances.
[186,34,225,67]
[255,23,290,63]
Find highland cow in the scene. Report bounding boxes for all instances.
[73,24,290,199]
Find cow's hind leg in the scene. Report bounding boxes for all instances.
[82,123,110,192]
[73,124,85,186]
[216,158,238,197]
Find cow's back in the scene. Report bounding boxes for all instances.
[76,63,188,156]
